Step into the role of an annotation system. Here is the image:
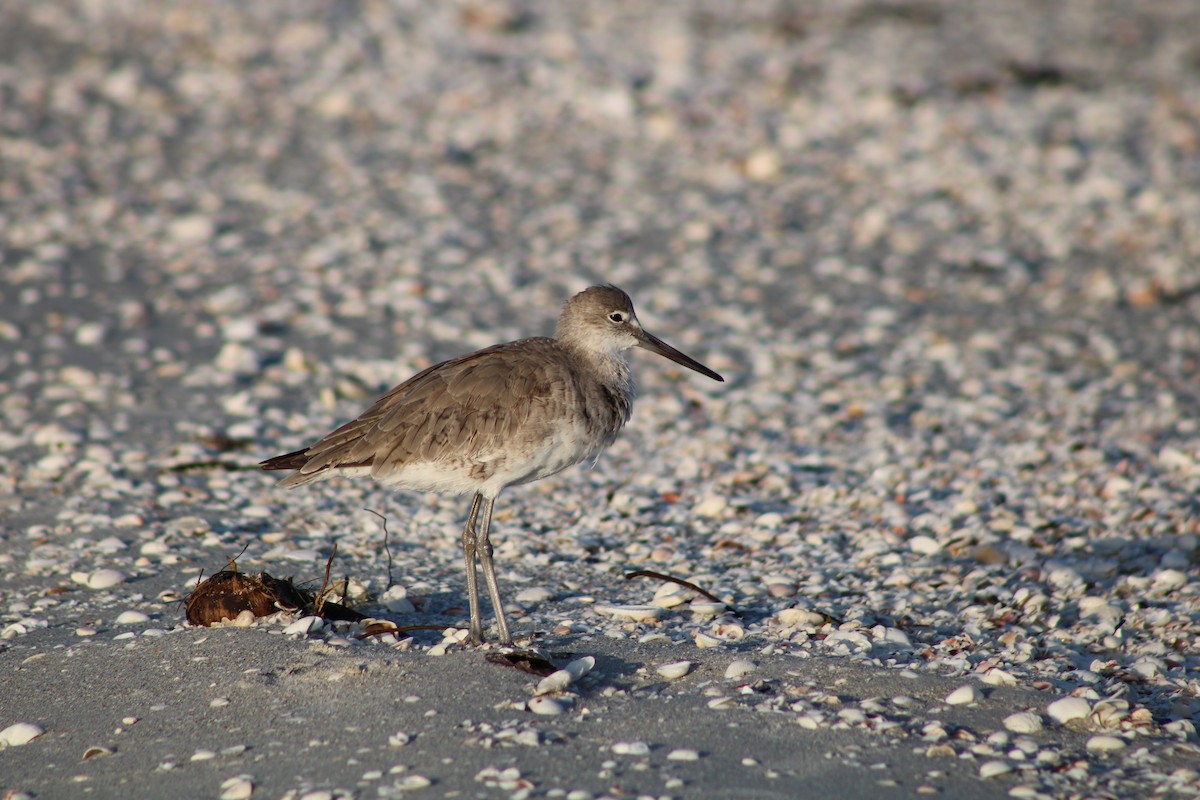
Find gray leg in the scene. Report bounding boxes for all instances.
[474,496,512,645]
[461,493,485,644]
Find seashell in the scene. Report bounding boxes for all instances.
[186,571,278,626]
[724,659,758,679]
[391,775,432,790]
[689,601,726,617]
[979,760,1012,779]
[218,775,254,800]
[283,616,323,636]
[1046,696,1091,724]
[612,741,650,756]
[1003,712,1043,734]
[593,604,662,622]
[564,656,595,681]
[115,611,150,625]
[650,583,692,608]
[776,608,833,628]
[1086,735,1127,752]
[981,668,1017,687]
[514,586,554,604]
[656,661,693,681]
[87,569,126,589]
[0,722,45,746]
[527,696,566,716]
[945,685,982,706]
[533,670,572,696]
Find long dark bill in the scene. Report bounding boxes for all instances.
[636,329,724,382]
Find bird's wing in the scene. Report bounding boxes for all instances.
[277,338,567,480]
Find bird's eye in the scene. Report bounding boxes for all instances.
[608,311,626,323]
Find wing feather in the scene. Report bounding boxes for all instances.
[264,338,566,484]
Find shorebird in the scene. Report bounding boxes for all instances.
[261,284,723,645]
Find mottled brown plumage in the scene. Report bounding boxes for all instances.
[261,285,722,644]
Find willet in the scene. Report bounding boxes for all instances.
[261,284,723,645]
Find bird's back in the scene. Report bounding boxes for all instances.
[262,337,633,496]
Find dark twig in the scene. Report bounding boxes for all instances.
[365,508,395,587]
[625,569,739,615]
[313,542,338,617]
[355,622,451,640]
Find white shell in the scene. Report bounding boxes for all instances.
[724,659,758,679]
[979,760,1013,779]
[689,601,726,617]
[534,670,573,696]
[0,722,45,746]
[1046,696,1091,724]
[283,616,323,636]
[115,611,150,625]
[514,586,554,604]
[776,608,830,628]
[527,696,566,716]
[564,656,595,681]
[593,604,662,622]
[982,668,1018,686]
[667,749,700,761]
[944,685,981,706]
[218,775,254,800]
[656,661,693,681]
[392,775,432,790]
[87,569,126,589]
[612,741,650,756]
[1086,735,1127,752]
[1003,712,1043,734]
[650,583,692,608]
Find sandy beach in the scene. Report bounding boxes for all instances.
[2,2,1198,798]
